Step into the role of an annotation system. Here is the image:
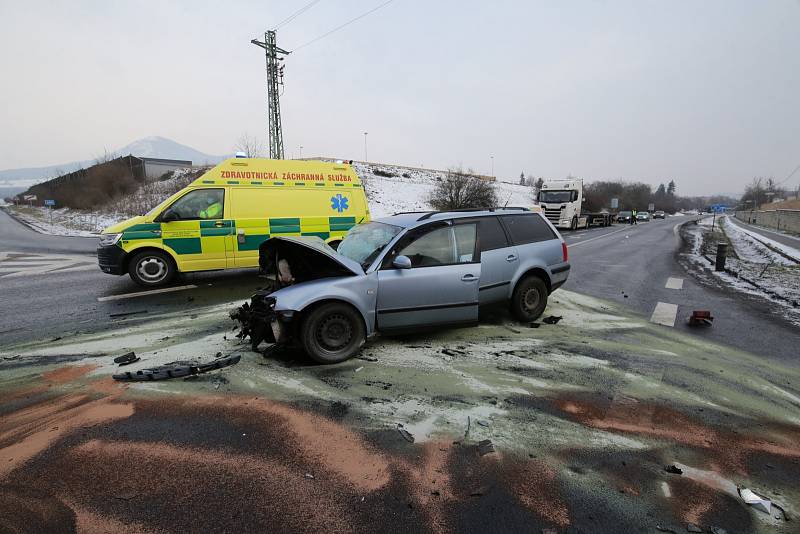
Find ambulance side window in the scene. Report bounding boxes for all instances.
[165,189,224,220]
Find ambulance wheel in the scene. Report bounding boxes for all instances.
[128,250,176,287]
[301,302,365,364]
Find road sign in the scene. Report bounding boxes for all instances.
[23,195,37,201]
[44,199,56,206]
[648,203,655,211]
[610,198,619,209]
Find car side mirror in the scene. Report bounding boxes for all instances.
[160,208,178,222]
[393,255,412,269]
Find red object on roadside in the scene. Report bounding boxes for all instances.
[688,310,714,326]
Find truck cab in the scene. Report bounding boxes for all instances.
[537,179,586,230]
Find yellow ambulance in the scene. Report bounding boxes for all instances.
[97,158,370,286]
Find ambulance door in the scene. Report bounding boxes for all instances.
[230,187,271,268]
[159,188,230,272]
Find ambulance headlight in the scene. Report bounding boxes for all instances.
[99,233,122,246]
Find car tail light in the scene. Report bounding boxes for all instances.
[562,241,568,262]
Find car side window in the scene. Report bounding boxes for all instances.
[477,216,508,251]
[501,214,556,245]
[398,226,455,267]
[453,224,478,262]
[167,189,224,220]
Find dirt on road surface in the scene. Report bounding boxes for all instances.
[1,290,798,533]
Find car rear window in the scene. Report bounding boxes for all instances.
[477,216,509,251]
[501,214,556,245]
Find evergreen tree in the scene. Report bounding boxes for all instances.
[667,180,676,196]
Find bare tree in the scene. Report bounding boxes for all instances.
[236,133,264,158]
[428,167,498,210]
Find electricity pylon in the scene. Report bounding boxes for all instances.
[251,31,289,159]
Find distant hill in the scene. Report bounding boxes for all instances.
[0,136,228,188]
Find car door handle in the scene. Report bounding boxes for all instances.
[506,254,518,262]
[461,274,478,282]
[214,221,226,227]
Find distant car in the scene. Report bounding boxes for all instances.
[242,208,570,363]
[617,211,633,223]
[652,211,665,219]
[636,211,651,221]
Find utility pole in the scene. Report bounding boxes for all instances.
[251,31,289,159]
[363,132,368,162]
[299,145,303,159]
[490,156,494,178]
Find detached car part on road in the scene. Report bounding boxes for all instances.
[232,208,570,363]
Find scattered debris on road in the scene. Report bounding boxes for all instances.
[738,487,772,515]
[112,354,241,382]
[113,351,137,364]
[396,423,415,443]
[687,310,713,326]
[477,439,495,456]
[108,310,148,319]
[542,315,563,324]
[528,322,540,328]
[663,464,683,475]
[230,291,278,350]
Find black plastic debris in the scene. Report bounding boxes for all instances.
[112,354,241,382]
[528,322,540,328]
[109,310,148,319]
[114,352,137,364]
[477,439,494,456]
[441,348,467,357]
[118,357,141,366]
[396,423,415,443]
[664,464,683,475]
[542,316,563,325]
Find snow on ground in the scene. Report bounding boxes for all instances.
[681,216,800,326]
[6,162,534,236]
[725,215,800,262]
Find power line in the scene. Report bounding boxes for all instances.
[775,162,800,186]
[273,0,323,30]
[291,0,396,52]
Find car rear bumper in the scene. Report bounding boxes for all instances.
[97,245,126,275]
[549,262,570,291]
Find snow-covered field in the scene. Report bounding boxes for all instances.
[725,215,800,263]
[6,162,534,235]
[681,215,800,325]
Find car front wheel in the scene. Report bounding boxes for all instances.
[128,250,176,287]
[511,276,548,322]
[300,302,365,364]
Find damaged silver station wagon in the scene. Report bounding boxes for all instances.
[232,208,570,363]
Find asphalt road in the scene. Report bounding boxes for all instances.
[563,216,799,364]
[1,211,797,364]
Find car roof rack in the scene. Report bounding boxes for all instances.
[416,206,530,221]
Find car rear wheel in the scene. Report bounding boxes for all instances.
[511,275,548,322]
[128,250,176,287]
[300,302,365,364]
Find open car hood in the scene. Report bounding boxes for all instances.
[262,236,365,276]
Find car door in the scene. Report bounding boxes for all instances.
[464,216,518,305]
[376,221,480,330]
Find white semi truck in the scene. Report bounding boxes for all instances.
[537,178,613,230]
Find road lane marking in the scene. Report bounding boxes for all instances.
[97,284,198,302]
[0,252,96,278]
[665,277,684,290]
[568,226,633,248]
[650,302,678,327]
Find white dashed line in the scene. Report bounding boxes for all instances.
[97,284,198,302]
[650,302,678,327]
[665,277,684,290]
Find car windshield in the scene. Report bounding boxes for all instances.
[539,190,573,203]
[337,222,402,269]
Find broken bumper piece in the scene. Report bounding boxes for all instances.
[231,291,294,350]
[112,354,241,382]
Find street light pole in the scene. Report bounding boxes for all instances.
[299,145,303,159]
[363,132,368,162]
[490,156,494,178]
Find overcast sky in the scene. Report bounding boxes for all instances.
[1,0,798,195]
